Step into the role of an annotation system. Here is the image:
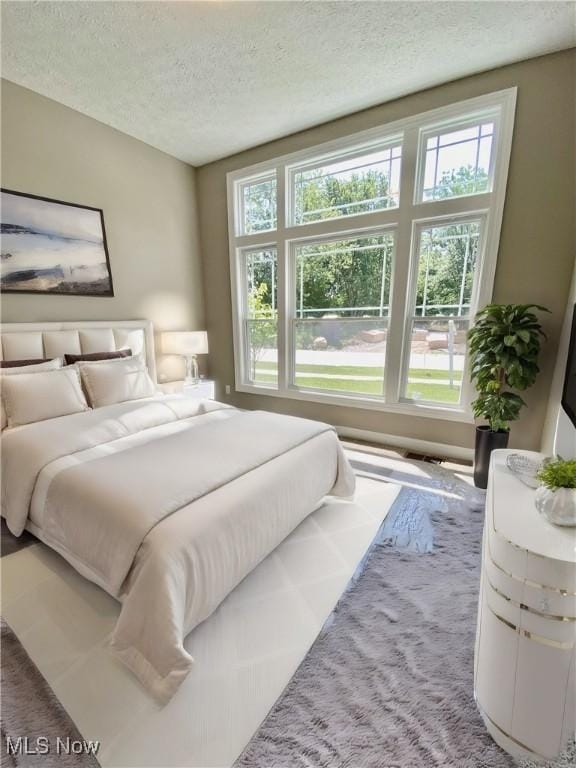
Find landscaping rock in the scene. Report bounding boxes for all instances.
[359,329,387,343]
[312,336,328,350]
[427,333,449,350]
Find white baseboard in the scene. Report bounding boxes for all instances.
[336,425,474,462]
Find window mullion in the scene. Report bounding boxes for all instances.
[233,231,282,249]
[276,166,288,393]
[283,209,400,240]
[411,193,492,220]
[384,126,419,404]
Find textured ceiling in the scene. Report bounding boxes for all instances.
[1,1,575,166]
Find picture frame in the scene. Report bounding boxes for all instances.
[1,188,114,296]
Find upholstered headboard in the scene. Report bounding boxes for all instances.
[0,320,157,382]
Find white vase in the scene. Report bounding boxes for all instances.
[535,486,576,526]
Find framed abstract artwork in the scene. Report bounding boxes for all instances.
[1,188,114,296]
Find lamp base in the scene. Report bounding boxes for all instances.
[184,355,199,387]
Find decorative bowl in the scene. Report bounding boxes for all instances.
[535,486,576,526]
[505,453,542,489]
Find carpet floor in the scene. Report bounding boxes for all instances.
[235,455,575,768]
[0,618,100,768]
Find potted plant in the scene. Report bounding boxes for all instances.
[468,303,548,488]
[536,458,576,526]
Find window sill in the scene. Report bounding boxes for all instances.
[234,382,475,424]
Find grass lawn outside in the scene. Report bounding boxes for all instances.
[405,381,461,404]
[255,361,462,381]
[252,368,462,404]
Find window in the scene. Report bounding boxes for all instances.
[228,89,516,420]
[237,173,277,234]
[290,142,402,225]
[241,247,277,386]
[401,220,481,406]
[292,232,394,396]
[418,119,495,202]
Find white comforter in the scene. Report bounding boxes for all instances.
[1,396,355,702]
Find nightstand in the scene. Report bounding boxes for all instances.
[158,379,215,399]
[474,449,576,761]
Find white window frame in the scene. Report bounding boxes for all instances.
[398,212,488,408]
[238,243,279,388]
[287,135,403,227]
[414,111,500,203]
[287,225,397,400]
[235,170,278,236]
[227,88,517,423]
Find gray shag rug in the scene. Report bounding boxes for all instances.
[235,458,575,768]
[0,618,100,768]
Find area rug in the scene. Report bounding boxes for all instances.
[235,458,575,768]
[0,619,100,768]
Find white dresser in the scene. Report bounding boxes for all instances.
[474,450,576,761]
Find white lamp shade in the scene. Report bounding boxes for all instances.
[162,331,209,356]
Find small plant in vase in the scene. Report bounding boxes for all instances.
[468,303,549,488]
[536,458,576,526]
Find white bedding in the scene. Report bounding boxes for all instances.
[1,396,355,702]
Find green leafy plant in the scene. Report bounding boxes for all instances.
[468,304,548,432]
[538,458,576,490]
[247,282,277,380]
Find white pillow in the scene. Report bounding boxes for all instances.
[78,355,156,407]
[1,358,63,429]
[1,359,63,374]
[2,368,89,428]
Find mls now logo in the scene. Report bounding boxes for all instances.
[5,736,100,756]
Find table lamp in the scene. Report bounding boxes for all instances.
[162,331,209,386]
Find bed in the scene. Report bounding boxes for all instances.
[0,320,355,703]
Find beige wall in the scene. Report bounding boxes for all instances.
[197,50,576,452]
[1,79,205,381]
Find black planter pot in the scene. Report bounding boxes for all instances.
[474,426,510,489]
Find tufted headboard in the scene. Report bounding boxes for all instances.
[0,320,157,382]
